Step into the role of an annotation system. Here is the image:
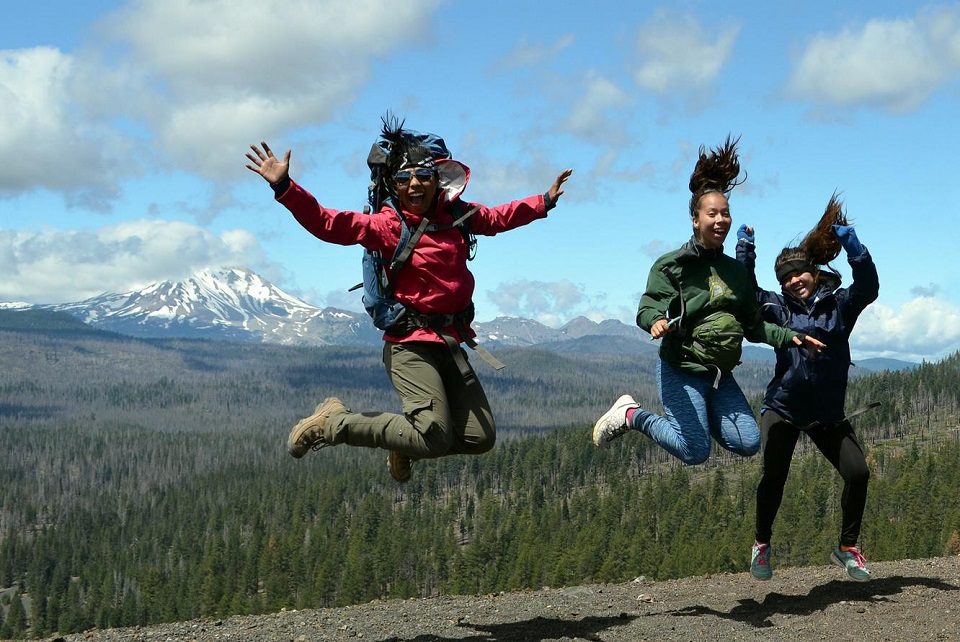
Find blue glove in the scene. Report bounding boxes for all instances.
[737,224,755,244]
[833,225,864,256]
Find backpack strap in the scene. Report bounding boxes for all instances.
[387,304,506,383]
[425,203,481,231]
[383,203,481,274]
[660,265,687,336]
[390,215,430,272]
[794,401,882,431]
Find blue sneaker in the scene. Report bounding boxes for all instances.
[751,542,772,580]
[831,546,871,581]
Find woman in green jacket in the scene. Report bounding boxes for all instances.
[592,136,824,464]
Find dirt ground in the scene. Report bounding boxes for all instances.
[31,556,960,642]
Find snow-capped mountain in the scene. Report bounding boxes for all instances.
[5,267,649,352]
[0,270,921,369]
[40,268,382,346]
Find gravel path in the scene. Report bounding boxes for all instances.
[34,556,960,642]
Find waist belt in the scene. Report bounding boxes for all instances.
[387,305,505,384]
[796,401,882,431]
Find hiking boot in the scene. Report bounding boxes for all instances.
[388,451,412,483]
[751,542,773,580]
[592,394,640,447]
[831,546,871,581]
[287,397,349,458]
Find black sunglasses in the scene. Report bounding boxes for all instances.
[394,168,437,185]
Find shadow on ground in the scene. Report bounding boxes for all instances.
[667,575,959,628]
[380,612,637,641]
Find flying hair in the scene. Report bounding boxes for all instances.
[774,192,850,284]
[378,111,435,181]
[688,134,747,217]
[800,192,850,266]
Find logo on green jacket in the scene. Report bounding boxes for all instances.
[707,268,733,307]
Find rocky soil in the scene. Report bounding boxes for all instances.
[27,556,960,642]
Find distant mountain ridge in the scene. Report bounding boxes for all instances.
[19,268,382,346]
[0,268,918,371]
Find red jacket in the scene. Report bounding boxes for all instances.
[277,179,548,344]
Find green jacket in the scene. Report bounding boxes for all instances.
[637,237,799,374]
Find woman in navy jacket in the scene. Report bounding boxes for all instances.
[736,195,879,582]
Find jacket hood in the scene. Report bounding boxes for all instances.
[436,158,470,203]
[781,268,842,307]
[817,268,842,291]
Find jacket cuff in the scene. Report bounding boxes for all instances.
[271,176,291,198]
[543,192,556,212]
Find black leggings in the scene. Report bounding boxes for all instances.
[755,410,870,548]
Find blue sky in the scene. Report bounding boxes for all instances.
[2,1,959,363]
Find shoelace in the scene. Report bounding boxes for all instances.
[847,547,867,568]
[754,544,770,564]
[310,438,331,452]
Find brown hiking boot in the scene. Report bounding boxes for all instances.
[387,451,412,483]
[287,397,349,458]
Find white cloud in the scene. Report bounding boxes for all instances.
[97,0,442,179]
[563,71,630,144]
[0,47,141,208]
[0,0,442,207]
[787,7,960,112]
[852,296,960,362]
[632,11,739,94]
[486,279,589,326]
[493,34,575,71]
[0,221,273,304]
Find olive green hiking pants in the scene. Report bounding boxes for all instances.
[327,341,496,459]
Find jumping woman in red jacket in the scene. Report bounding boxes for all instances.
[246,116,572,482]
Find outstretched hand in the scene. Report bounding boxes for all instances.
[245,142,291,185]
[547,169,574,204]
[793,333,826,355]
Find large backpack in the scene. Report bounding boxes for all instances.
[351,129,477,332]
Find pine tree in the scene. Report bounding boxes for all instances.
[1,591,26,639]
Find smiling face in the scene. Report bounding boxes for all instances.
[395,168,438,216]
[693,191,732,249]
[781,269,819,301]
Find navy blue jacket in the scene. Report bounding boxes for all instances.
[736,239,879,427]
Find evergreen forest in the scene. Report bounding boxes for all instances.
[0,318,958,639]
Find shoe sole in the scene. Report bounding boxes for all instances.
[287,398,347,458]
[592,395,637,447]
[388,451,412,483]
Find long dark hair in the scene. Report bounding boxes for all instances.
[688,134,746,218]
[801,193,849,265]
[774,193,850,283]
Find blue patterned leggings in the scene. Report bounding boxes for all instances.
[629,359,760,464]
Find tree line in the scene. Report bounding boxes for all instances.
[0,324,957,638]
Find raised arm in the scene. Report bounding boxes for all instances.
[833,224,879,321]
